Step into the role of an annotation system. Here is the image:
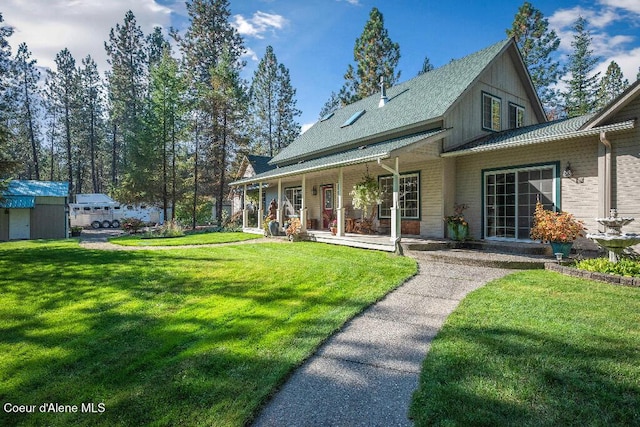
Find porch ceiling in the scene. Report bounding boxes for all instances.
[231,128,450,186]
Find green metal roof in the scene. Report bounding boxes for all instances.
[5,180,69,197]
[232,128,449,185]
[0,195,35,208]
[270,39,512,166]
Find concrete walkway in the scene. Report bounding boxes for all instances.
[253,251,515,426]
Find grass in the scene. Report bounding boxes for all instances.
[0,239,416,426]
[410,270,640,426]
[109,231,262,246]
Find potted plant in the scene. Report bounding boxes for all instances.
[530,202,585,257]
[330,219,338,235]
[444,204,468,241]
[70,226,83,237]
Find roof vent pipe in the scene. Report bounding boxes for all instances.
[378,75,388,108]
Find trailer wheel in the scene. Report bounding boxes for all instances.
[102,220,112,228]
[91,221,101,229]
[111,219,120,228]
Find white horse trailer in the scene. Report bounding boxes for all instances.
[69,194,163,229]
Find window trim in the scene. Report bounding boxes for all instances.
[482,91,502,132]
[377,171,421,220]
[508,102,525,129]
[284,186,303,216]
[481,161,561,241]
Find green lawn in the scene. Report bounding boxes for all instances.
[0,239,415,426]
[109,231,262,246]
[410,270,640,426]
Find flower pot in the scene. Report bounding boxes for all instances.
[550,241,573,258]
[447,222,468,241]
[330,227,337,236]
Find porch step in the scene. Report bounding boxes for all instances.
[310,233,396,252]
[402,239,550,256]
[406,249,548,270]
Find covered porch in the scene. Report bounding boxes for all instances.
[231,129,451,245]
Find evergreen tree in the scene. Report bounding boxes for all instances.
[339,7,400,105]
[507,2,562,113]
[11,43,42,180]
[104,10,147,186]
[47,49,80,193]
[319,91,341,119]
[564,17,601,117]
[176,0,245,225]
[0,13,14,154]
[78,55,105,193]
[636,66,639,81]
[248,45,300,157]
[596,61,628,109]
[418,56,434,75]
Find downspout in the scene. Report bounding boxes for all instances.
[599,131,612,224]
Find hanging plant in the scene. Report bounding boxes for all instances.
[350,168,382,223]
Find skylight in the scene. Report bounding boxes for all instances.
[341,110,365,127]
[320,111,334,122]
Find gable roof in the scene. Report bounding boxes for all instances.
[271,38,539,166]
[246,155,273,175]
[5,180,69,197]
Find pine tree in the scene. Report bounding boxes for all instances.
[46,49,80,193]
[564,17,601,118]
[319,91,341,119]
[507,2,562,114]
[418,56,434,75]
[104,10,147,187]
[596,61,628,109]
[248,46,300,157]
[78,55,106,193]
[0,13,14,155]
[11,43,42,180]
[339,7,400,105]
[176,0,245,225]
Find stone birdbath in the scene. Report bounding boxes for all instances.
[586,208,640,263]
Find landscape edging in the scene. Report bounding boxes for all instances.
[545,262,639,287]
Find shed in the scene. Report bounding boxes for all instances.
[0,180,69,241]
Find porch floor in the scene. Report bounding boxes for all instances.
[243,227,583,269]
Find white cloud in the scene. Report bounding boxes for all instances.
[3,0,172,72]
[300,122,314,134]
[232,11,287,39]
[594,47,640,82]
[599,0,640,15]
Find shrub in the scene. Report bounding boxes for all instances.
[122,217,146,234]
[576,258,640,277]
[530,202,585,243]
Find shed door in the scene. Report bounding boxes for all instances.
[9,209,31,240]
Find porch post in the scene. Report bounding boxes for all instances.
[277,179,283,224]
[242,184,248,229]
[391,157,401,243]
[337,167,345,236]
[257,182,263,230]
[300,175,307,232]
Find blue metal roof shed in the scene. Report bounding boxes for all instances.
[4,180,69,198]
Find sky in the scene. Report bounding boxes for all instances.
[2,0,640,132]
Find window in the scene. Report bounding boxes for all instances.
[284,187,302,216]
[484,164,557,240]
[509,103,525,129]
[378,173,420,219]
[341,110,365,127]
[482,92,501,131]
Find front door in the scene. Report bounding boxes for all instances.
[321,185,334,229]
[9,209,31,240]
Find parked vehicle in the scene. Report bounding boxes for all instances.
[69,194,163,229]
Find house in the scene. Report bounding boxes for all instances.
[0,180,70,241]
[229,154,279,226]
[231,38,639,251]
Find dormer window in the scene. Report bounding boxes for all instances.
[509,102,525,129]
[482,92,501,132]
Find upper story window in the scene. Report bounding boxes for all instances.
[482,92,501,132]
[509,103,525,129]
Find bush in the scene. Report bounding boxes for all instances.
[122,217,146,234]
[576,258,640,277]
[530,202,585,243]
